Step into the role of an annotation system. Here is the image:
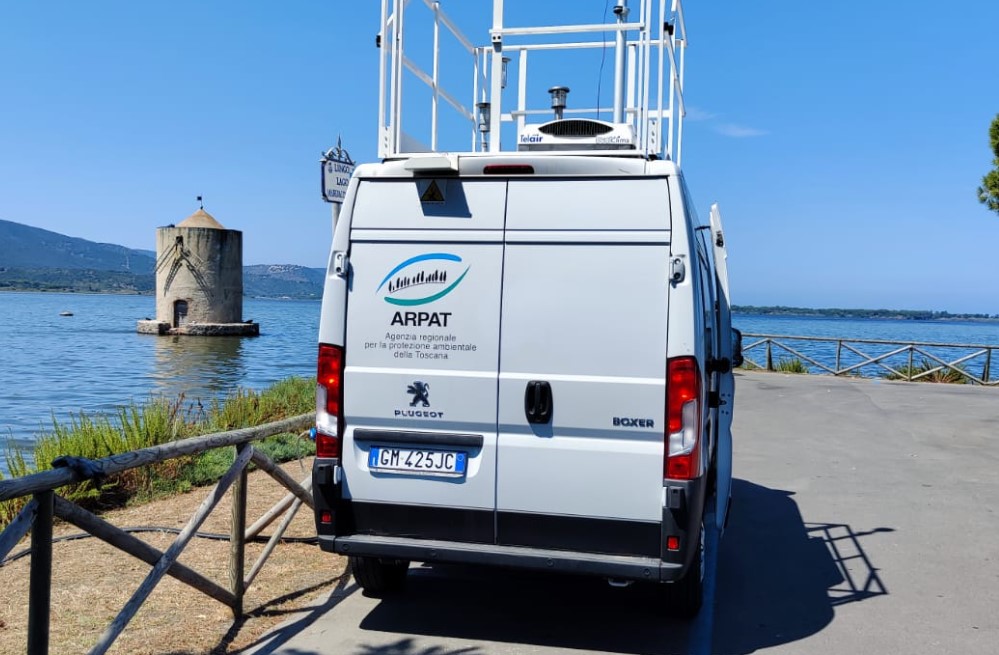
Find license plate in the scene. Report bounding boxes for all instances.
[368,446,467,476]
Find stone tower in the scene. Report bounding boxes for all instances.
[137,208,258,336]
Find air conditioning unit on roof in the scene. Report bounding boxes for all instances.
[517,119,636,152]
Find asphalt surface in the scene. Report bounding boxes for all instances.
[243,372,999,655]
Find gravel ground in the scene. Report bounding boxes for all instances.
[0,456,346,654]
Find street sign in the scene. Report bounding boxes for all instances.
[321,137,355,205]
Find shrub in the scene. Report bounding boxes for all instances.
[885,359,968,384]
[1,377,315,528]
[774,357,809,374]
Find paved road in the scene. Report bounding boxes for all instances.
[244,372,999,654]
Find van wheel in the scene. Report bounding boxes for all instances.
[661,519,704,618]
[349,555,409,597]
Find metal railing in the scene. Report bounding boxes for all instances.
[378,0,687,160]
[742,333,999,385]
[0,413,316,655]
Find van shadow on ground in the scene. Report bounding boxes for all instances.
[255,478,889,655]
[713,479,891,654]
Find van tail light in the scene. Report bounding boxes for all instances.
[316,344,344,458]
[665,356,702,480]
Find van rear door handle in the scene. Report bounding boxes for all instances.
[524,380,553,424]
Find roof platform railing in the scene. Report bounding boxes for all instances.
[378,0,481,157]
[378,0,687,164]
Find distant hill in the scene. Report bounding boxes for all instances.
[243,265,325,299]
[0,219,323,299]
[0,219,156,273]
[0,267,155,294]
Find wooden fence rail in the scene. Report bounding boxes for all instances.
[742,333,999,385]
[0,412,316,655]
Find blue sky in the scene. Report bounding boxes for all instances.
[2,1,998,313]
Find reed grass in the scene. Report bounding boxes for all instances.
[0,377,315,527]
[738,356,810,373]
[774,357,810,374]
[885,359,969,384]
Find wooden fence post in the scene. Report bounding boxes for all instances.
[245,475,311,541]
[53,496,237,609]
[88,444,254,655]
[0,497,38,564]
[0,414,317,655]
[27,490,53,655]
[230,444,250,617]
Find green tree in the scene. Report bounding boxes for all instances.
[978,114,999,214]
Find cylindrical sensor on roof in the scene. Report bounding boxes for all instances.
[549,86,570,120]
[477,102,492,133]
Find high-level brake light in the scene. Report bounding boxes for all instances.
[316,344,344,458]
[482,164,535,175]
[665,356,702,479]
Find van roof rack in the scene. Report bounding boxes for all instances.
[376,0,688,164]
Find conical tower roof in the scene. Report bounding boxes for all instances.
[177,209,225,229]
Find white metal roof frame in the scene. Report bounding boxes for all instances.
[377,0,688,163]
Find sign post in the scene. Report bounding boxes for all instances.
[321,136,355,231]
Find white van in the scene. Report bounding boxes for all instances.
[312,0,737,617]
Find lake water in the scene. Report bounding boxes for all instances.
[0,292,320,458]
[2,292,999,463]
[735,314,999,380]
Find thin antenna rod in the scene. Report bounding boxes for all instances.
[488,0,504,151]
[612,0,628,123]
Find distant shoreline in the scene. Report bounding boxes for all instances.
[733,305,999,322]
[2,292,993,316]
[0,288,320,301]
[0,288,150,296]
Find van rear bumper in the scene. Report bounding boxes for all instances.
[321,534,684,583]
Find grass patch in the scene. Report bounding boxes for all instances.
[885,359,969,384]
[737,357,808,373]
[1,377,315,527]
[774,357,809,374]
[167,431,315,493]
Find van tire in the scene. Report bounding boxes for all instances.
[661,519,704,618]
[349,555,409,596]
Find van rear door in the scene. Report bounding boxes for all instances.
[709,203,735,532]
[495,177,672,559]
[340,177,505,544]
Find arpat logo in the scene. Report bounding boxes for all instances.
[377,253,469,306]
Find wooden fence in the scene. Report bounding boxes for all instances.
[742,333,999,385]
[0,412,316,655]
